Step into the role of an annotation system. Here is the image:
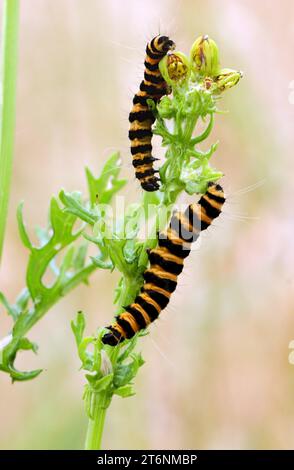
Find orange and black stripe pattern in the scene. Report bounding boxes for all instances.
[129,35,175,192]
[102,183,225,346]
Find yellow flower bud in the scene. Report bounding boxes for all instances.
[159,52,190,86]
[190,35,220,77]
[214,68,243,92]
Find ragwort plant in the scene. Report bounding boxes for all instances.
[0,26,242,449]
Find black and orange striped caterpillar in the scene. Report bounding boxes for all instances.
[102,182,225,346]
[129,35,175,192]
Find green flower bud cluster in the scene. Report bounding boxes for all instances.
[153,34,242,203]
[159,34,242,94]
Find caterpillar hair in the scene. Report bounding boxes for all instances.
[129,35,175,192]
[102,182,225,346]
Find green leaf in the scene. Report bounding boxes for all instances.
[122,239,138,265]
[35,225,50,247]
[90,373,113,392]
[85,152,127,206]
[73,243,88,270]
[185,181,201,195]
[113,353,144,388]
[15,288,30,312]
[0,335,42,382]
[142,189,161,213]
[113,276,123,305]
[78,337,95,371]
[12,310,33,338]
[18,337,38,354]
[191,112,214,144]
[59,190,96,226]
[113,384,135,398]
[58,246,75,279]
[0,188,100,381]
[71,311,86,347]
[122,203,145,240]
[117,337,139,363]
[90,256,113,270]
[8,365,42,382]
[16,202,32,250]
[0,292,19,320]
[26,196,80,301]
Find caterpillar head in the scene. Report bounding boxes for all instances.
[102,325,124,346]
[155,35,176,54]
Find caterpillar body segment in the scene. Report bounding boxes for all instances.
[129,35,175,191]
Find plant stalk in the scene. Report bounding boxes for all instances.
[85,392,109,450]
[0,0,20,261]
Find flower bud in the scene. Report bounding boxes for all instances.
[190,35,220,77]
[203,77,214,91]
[157,96,174,119]
[214,68,243,92]
[159,52,190,86]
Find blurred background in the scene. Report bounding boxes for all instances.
[0,0,294,450]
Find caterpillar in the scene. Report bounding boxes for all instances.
[129,35,175,192]
[102,182,225,346]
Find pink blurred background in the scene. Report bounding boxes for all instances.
[0,0,294,449]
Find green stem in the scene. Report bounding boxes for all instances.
[85,392,109,450]
[190,113,214,145]
[118,275,140,309]
[183,106,198,142]
[0,0,20,261]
